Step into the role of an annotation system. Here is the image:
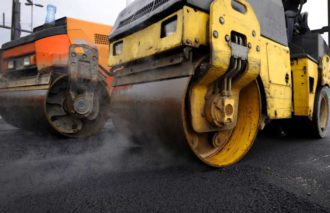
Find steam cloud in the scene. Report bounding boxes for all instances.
[0,119,196,203]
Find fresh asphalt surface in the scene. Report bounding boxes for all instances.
[0,117,330,213]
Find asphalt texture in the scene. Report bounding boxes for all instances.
[0,118,330,213]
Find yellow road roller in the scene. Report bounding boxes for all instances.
[0,18,112,137]
[108,0,330,167]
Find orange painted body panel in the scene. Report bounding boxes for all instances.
[67,19,111,70]
[66,18,112,88]
[35,34,71,70]
[0,17,113,90]
[2,43,35,58]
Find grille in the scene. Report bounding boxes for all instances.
[119,16,134,28]
[118,0,170,29]
[94,34,109,45]
[134,2,154,20]
[154,0,169,8]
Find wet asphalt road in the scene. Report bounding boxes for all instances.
[0,118,330,213]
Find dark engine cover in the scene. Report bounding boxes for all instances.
[290,33,328,61]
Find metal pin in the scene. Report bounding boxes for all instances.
[213,31,219,39]
[219,17,225,25]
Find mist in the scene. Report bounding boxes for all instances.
[0,119,198,203]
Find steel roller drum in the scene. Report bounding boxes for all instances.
[0,88,50,132]
[110,77,191,151]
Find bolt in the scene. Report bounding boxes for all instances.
[225,104,234,116]
[186,39,192,45]
[219,17,225,25]
[252,30,256,37]
[213,31,219,39]
[195,38,200,44]
[248,43,252,49]
[256,46,260,52]
[225,35,230,42]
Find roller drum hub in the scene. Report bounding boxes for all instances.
[73,96,93,116]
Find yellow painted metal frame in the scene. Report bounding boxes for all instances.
[259,37,292,119]
[206,82,261,166]
[184,81,261,167]
[190,0,261,133]
[291,58,318,118]
[321,55,330,87]
[108,6,209,66]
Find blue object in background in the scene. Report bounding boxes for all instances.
[45,4,57,25]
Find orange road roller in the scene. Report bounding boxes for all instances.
[108,0,330,167]
[0,17,112,137]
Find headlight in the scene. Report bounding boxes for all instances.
[8,60,15,70]
[7,55,35,70]
[161,16,177,38]
[113,41,123,56]
[23,55,36,67]
[23,56,31,66]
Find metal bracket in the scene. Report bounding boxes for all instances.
[68,44,99,118]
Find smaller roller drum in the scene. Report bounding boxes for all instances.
[0,74,110,137]
[311,87,329,138]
